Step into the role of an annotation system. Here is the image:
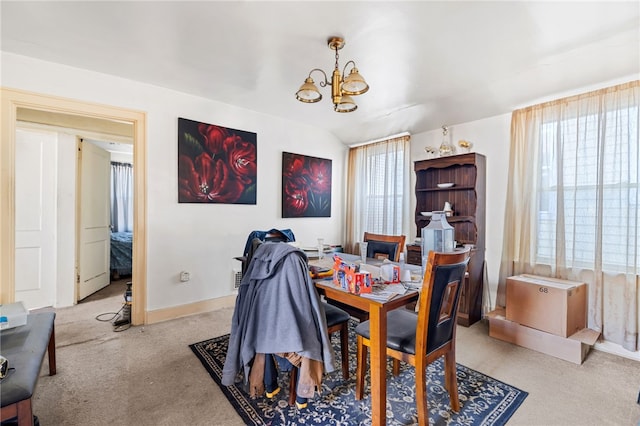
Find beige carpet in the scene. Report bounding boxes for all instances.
[28,282,640,426]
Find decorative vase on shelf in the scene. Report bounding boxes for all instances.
[439,125,456,157]
[458,139,472,153]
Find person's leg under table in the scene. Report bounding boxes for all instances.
[264,354,280,398]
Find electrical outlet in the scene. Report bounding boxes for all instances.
[180,271,190,282]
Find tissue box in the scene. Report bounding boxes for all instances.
[380,264,401,283]
[348,271,372,294]
[332,255,372,294]
[0,301,28,330]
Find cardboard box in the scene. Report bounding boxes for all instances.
[0,301,28,330]
[506,274,586,337]
[488,308,600,365]
[349,271,372,294]
[332,255,372,294]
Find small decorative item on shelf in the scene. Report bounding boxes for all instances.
[437,182,455,188]
[443,201,453,216]
[439,125,456,157]
[458,139,473,153]
[424,146,437,158]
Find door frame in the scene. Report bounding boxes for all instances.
[1,88,148,325]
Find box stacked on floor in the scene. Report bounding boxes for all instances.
[488,274,600,364]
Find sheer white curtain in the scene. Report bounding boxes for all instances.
[498,81,639,352]
[110,162,133,233]
[345,135,411,254]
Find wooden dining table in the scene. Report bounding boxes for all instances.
[312,256,420,426]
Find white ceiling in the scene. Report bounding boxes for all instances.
[2,1,639,145]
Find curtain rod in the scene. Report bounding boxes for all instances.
[347,131,411,148]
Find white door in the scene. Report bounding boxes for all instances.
[15,129,57,309]
[77,140,111,300]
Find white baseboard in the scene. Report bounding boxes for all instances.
[145,294,237,324]
[594,340,640,361]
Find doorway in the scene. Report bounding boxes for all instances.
[0,88,147,325]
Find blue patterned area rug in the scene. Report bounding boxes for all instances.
[190,320,527,425]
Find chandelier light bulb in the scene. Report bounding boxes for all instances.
[341,67,369,95]
[335,94,357,113]
[295,77,322,103]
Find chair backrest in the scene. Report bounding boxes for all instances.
[242,228,295,257]
[415,249,471,355]
[239,229,296,274]
[363,232,406,262]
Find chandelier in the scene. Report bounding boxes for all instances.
[295,37,369,113]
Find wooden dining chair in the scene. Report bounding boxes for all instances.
[325,232,407,322]
[354,248,471,425]
[363,232,406,262]
[241,238,351,407]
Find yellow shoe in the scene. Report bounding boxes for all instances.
[295,401,308,410]
[265,387,280,398]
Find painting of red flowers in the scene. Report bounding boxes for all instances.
[282,152,331,218]
[178,118,256,204]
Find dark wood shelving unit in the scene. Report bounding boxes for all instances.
[412,152,486,327]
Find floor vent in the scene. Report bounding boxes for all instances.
[232,269,242,290]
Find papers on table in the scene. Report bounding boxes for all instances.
[401,281,423,290]
[360,283,408,302]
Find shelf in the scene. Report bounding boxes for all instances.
[414,153,486,327]
[414,152,480,171]
[415,186,475,192]
[416,215,475,223]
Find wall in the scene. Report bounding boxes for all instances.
[3,51,635,325]
[1,52,347,313]
[110,151,133,164]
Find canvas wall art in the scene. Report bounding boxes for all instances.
[282,152,331,218]
[178,118,256,204]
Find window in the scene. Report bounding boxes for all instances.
[362,148,406,233]
[501,81,639,352]
[345,134,411,251]
[536,107,639,272]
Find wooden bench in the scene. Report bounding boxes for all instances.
[0,312,56,426]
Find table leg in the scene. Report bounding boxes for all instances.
[16,399,33,426]
[369,304,387,426]
[48,322,56,376]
